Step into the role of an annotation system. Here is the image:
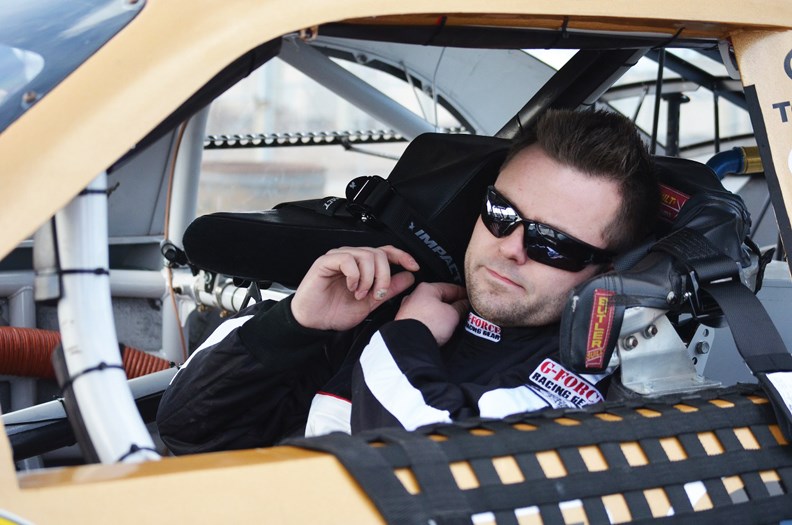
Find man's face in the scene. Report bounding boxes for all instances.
[464,145,623,327]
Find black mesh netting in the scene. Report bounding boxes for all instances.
[286,385,792,524]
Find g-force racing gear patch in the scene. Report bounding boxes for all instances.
[530,358,604,408]
[465,312,501,342]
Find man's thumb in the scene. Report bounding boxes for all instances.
[384,271,416,300]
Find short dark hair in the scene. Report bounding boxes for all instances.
[505,108,658,252]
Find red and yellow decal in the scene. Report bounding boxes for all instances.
[659,183,690,222]
[585,289,616,369]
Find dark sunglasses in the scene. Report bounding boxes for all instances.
[481,186,615,272]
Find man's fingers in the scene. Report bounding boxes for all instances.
[379,245,420,272]
[382,271,416,301]
[369,248,394,300]
[334,254,362,294]
[429,282,467,303]
[352,251,377,299]
[318,246,420,301]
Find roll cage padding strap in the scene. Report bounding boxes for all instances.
[287,386,792,524]
[346,176,463,284]
[653,228,792,439]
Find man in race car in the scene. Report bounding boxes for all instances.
[156,108,659,454]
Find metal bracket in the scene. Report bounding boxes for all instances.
[618,307,721,396]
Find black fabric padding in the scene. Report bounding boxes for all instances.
[288,386,792,524]
[183,207,388,286]
[183,133,509,286]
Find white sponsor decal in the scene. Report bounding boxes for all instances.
[409,222,462,283]
[529,358,604,408]
[465,312,501,342]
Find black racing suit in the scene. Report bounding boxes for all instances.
[156,296,613,455]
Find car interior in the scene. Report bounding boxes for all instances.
[2,19,791,478]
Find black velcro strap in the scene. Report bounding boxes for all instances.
[347,176,463,284]
[653,228,740,282]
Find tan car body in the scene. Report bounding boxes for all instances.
[1,1,792,522]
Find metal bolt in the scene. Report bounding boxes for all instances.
[644,324,658,338]
[623,335,639,350]
[666,291,676,304]
[22,91,37,104]
[695,342,710,355]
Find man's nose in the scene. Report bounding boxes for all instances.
[497,225,528,264]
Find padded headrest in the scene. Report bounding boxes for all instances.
[184,133,509,286]
[652,155,732,234]
[560,156,754,374]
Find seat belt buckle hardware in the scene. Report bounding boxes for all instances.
[346,176,394,225]
[685,268,736,325]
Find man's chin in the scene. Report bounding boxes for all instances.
[471,294,563,328]
[470,297,526,326]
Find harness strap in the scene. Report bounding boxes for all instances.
[653,228,792,438]
[347,176,463,284]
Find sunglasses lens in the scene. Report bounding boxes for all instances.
[523,223,585,271]
[482,187,607,272]
[481,191,517,237]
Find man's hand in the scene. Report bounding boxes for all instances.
[395,283,468,346]
[291,245,420,331]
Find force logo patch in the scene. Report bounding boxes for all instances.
[465,312,501,342]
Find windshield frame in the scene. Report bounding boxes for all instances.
[0,0,145,133]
